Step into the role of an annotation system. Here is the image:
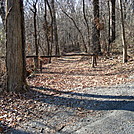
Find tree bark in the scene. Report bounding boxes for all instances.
[82,0,90,51]
[33,1,39,70]
[92,0,101,54]
[0,0,6,27]
[44,0,51,56]
[91,0,101,67]
[107,0,111,55]
[6,0,27,92]
[111,0,116,43]
[43,0,53,63]
[119,0,127,63]
[51,0,60,55]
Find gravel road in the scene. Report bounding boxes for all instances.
[8,78,134,134]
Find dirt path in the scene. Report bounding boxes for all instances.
[1,55,134,133]
[28,55,134,91]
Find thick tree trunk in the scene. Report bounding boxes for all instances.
[92,0,101,54]
[51,0,60,55]
[46,0,53,63]
[91,0,101,67]
[44,0,51,57]
[6,0,27,92]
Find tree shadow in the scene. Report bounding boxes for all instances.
[0,122,31,134]
[58,58,80,63]
[39,67,134,77]
[31,86,134,100]
[2,85,133,134]
[7,129,32,134]
[31,86,134,112]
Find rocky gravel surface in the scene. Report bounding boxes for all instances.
[7,80,134,134]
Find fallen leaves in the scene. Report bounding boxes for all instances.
[0,126,4,133]
[27,55,134,92]
[0,55,134,132]
[0,92,44,131]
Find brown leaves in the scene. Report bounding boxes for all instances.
[0,92,44,131]
[0,55,134,132]
[28,56,134,92]
[0,126,4,133]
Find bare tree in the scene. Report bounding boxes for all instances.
[57,1,88,53]
[91,0,102,67]
[82,0,90,51]
[0,0,5,27]
[111,0,116,43]
[51,0,60,55]
[107,0,111,55]
[30,0,39,70]
[6,0,28,92]
[22,0,133,64]
[118,0,127,63]
[44,0,51,56]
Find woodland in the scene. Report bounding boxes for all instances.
[0,0,134,133]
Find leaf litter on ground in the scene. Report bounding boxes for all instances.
[0,54,134,133]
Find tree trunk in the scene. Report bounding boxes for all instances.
[6,0,27,92]
[82,0,90,52]
[51,0,60,55]
[123,0,127,19]
[47,0,53,63]
[0,0,6,27]
[111,0,116,43]
[107,0,111,55]
[33,3,39,71]
[44,0,51,56]
[132,0,134,13]
[91,0,101,67]
[119,0,127,63]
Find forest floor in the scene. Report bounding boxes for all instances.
[29,54,134,90]
[0,53,134,133]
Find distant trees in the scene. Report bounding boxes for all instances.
[0,0,133,93]
[0,0,132,58]
[0,0,133,91]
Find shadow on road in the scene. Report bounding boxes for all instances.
[0,121,31,134]
[31,86,134,112]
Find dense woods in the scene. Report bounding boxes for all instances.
[0,0,134,94]
[0,0,133,92]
